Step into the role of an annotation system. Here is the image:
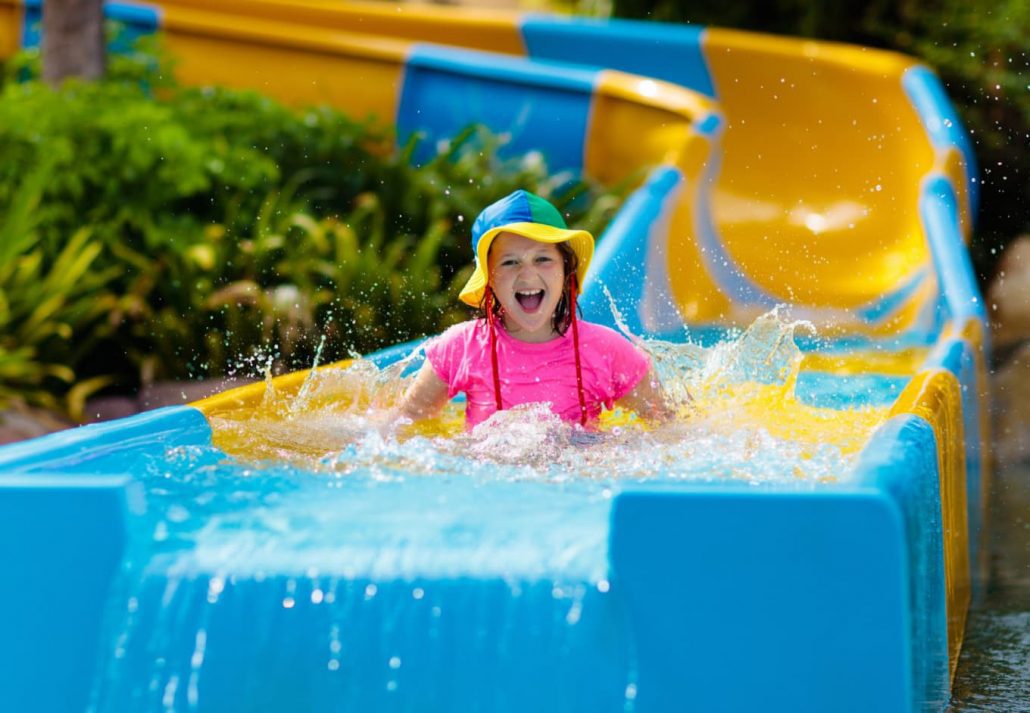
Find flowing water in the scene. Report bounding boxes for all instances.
[86,311,914,711]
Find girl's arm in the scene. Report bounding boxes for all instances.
[395,361,451,421]
[617,367,674,422]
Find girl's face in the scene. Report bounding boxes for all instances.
[487,232,565,343]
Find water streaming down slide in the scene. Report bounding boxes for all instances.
[0,2,988,712]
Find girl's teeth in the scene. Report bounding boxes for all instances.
[515,290,544,312]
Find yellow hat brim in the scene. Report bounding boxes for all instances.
[458,222,594,307]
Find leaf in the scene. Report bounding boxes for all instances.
[65,375,115,422]
[0,159,52,264]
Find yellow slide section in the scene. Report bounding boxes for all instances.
[697,31,938,323]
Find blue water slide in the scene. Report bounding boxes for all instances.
[0,3,988,712]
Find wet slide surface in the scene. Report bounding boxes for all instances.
[0,2,993,712]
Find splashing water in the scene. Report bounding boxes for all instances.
[209,307,885,484]
[88,310,898,712]
[134,306,896,589]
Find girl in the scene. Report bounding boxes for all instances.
[397,190,669,430]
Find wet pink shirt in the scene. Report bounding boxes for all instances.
[424,319,650,430]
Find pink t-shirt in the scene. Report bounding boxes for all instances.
[424,319,650,429]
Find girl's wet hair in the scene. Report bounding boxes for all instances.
[477,241,581,336]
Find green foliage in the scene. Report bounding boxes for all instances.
[0,161,118,418]
[122,123,622,382]
[609,0,1028,283]
[0,40,627,415]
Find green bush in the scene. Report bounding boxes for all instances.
[609,0,1028,284]
[0,161,118,417]
[0,41,626,414]
[124,125,620,382]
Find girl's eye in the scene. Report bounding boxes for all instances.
[501,258,518,267]
[535,256,553,263]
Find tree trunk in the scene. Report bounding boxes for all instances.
[42,0,105,86]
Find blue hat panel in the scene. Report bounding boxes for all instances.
[471,191,535,247]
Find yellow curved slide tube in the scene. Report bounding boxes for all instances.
[702,29,937,310]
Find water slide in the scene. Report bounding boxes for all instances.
[0,1,987,711]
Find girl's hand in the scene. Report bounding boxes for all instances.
[618,368,674,424]
[367,407,404,440]
[363,362,449,439]
[395,361,450,422]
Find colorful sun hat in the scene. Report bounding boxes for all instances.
[458,190,594,307]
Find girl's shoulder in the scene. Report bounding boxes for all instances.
[576,320,634,346]
[576,321,650,366]
[428,318,487,350]
[424,319,488,381]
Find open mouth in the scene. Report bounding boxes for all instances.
[514,289,545,313]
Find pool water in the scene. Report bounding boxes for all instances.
[87,311,915,711]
